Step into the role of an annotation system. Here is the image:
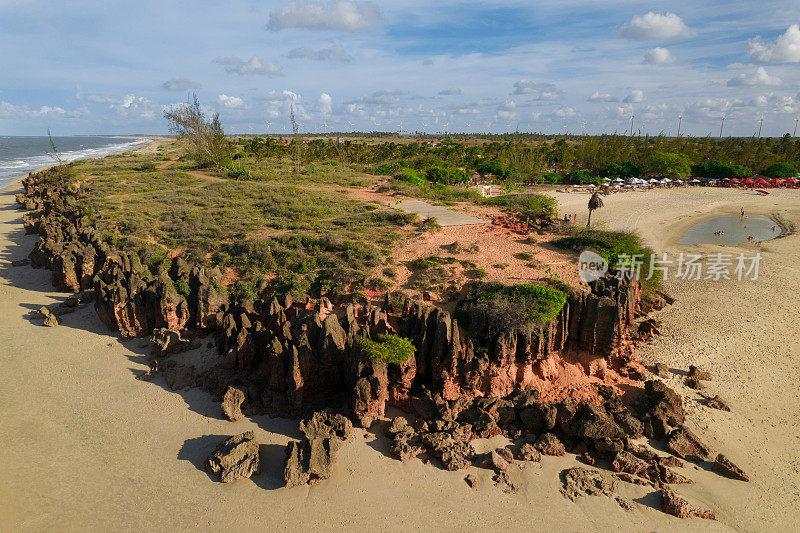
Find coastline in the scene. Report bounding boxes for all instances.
[0,139,163,195]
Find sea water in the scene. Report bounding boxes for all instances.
[0,136,150,189]
[678,215,781,246]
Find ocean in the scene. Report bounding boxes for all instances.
[0,136,151,189]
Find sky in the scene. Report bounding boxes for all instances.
[2,0,800,137]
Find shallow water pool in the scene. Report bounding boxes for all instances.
[678,215,781,245]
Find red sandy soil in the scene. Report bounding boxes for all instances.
[348,180,583,301]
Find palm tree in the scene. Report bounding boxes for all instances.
[587,192,604,227]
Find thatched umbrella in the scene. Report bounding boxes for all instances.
[587,192,604,227]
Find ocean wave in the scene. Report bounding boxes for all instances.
[0,138,151,187]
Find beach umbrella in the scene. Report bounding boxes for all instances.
[755,178,769,185]
[659,178,670,184]
[648,178,658,183]
[787,177,798,183]
[613,178,623,182]
[690,179,700,183]
[742,178,755,186]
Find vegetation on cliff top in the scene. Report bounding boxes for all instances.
[553,228,662,295]
[357,334,416,364]
[456,282,567,340]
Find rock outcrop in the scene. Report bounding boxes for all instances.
[283,411,353,487]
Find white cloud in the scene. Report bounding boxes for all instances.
[644,47,677,66]
[267,0,381,32]
[161,76,202,91]
[621,12,694,41]
[552,107,576,118]
[218,94,244,108]
[0,101,84,119]
[513,80,556,95]
[286,39,352,63]
[588,92,617,102]
[748,24,800,63]
[727,66,782,87]
[438,88,462,96]
[214,56,283,76]
[318,92,332,114]
[623,90,645,103]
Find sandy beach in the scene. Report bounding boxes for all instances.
[2,181,799,531]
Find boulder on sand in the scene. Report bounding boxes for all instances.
[713,454,749,482]
[560,467,616,501]
[206,431,261,483]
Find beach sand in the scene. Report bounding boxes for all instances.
[2,182,798,531]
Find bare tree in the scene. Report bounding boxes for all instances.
[163,94,232,168]
[46,128,64,164]
[290,104,301,173]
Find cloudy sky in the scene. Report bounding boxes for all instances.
[2,0,800,136]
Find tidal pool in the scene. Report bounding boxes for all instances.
[678,214,781,245]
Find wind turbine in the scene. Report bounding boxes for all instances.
[719,114,725,138]
[266,121,272,135]
[794,118,799,137]
[758,116,764,138]
[676,115,682,137]
[629,115,635,136]
[347,120,355,132]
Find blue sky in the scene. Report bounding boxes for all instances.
[2,0,800,136]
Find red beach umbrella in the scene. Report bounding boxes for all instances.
[755,178,769,185]
[787,177,798,183]
[742,178,754,184]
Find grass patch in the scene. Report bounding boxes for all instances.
[456,281,567,340]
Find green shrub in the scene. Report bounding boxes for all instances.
[396,168,426,186]
[174,278,191,298]
[136,161,158,172]
[416,217,442,232]
[225,161,251,179]
[382,266,397,278]
[357,334,416,364]
[482,193,557,219]
[368,277,392,290]
[515,252,535,261]
[408,256,457,270]
[467,268,488,279]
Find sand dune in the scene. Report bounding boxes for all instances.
[2,182,798,531]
